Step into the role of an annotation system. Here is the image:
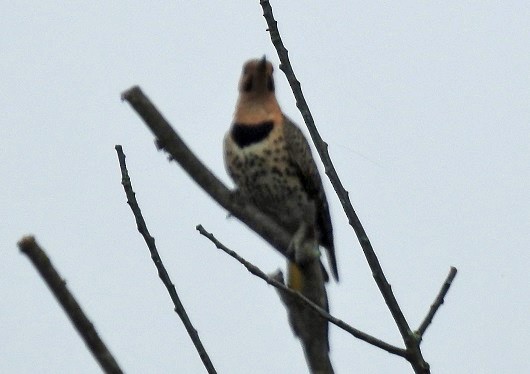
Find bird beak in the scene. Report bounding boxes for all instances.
[258,55,267,72]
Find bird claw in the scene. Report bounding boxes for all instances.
[288,227,321,265]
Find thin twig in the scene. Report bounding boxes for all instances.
[196,224,406,357]
[114,145,217,374]
[17,236,123,374]
[416,267,458,337]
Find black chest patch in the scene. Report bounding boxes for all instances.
[231,121,273,148]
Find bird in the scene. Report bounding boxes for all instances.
[224,56,338,287]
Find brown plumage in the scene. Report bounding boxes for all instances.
[224,57,338,282]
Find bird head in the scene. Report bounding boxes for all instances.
[238,56,275,99]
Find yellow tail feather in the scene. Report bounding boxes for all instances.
[287,261,304,291]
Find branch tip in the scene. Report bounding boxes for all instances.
[416,267,458,338]
[17,235,37,253]
[121,85,141,102]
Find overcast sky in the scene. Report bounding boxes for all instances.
[2,2,529,373]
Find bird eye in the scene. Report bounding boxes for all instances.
[267,76,275,92]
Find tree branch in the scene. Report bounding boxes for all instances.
[121,87,294,263]
[259,1,458,373]
[416,267,458,337]
[114,145,217,374]
[196,224,406,358]
[17,236,123,374]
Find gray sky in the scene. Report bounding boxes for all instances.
[2,2,528,373]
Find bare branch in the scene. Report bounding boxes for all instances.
[260,0,412,338]
[196,224,332,374]
[260,0,411,339]
[17,236,123,374]
[114,145,217,374]
[121,87,294,262]
[196,224,406,358]
[259,1,459,373]
[416,267,458,337]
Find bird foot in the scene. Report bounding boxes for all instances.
[288,225,321,265]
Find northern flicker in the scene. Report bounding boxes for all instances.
[224,56,339,285]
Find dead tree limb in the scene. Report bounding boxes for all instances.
[18,236,123,374]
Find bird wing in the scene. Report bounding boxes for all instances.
[283,116,338,281]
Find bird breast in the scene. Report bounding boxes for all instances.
[224,127,315,231]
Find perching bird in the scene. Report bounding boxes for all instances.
[224,56,338,285]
